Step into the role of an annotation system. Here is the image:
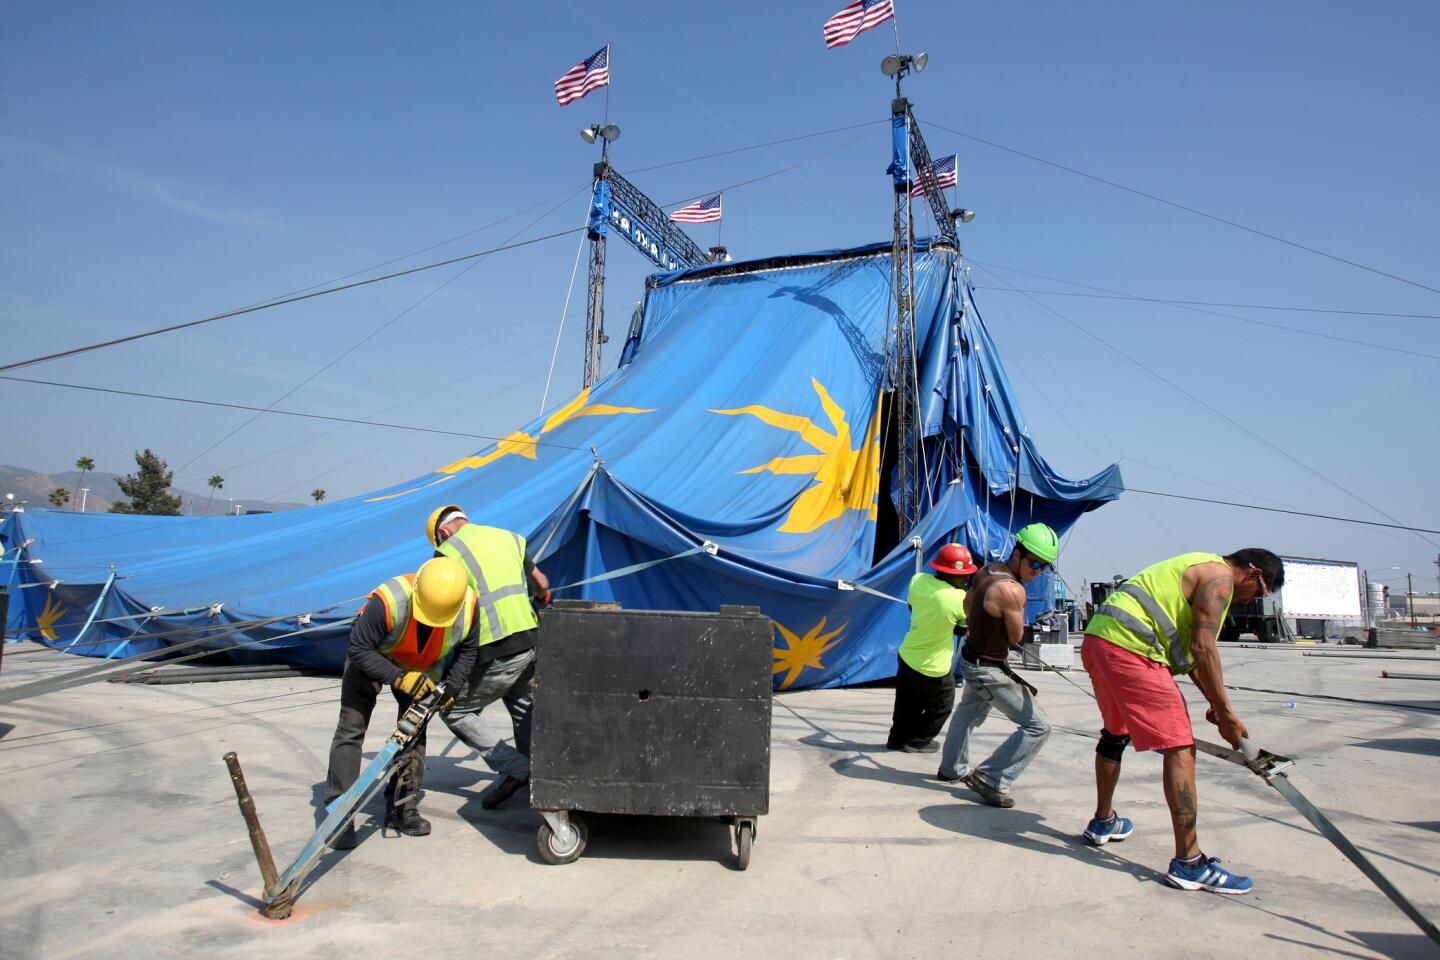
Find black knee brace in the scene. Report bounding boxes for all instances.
[1097,728,1131,763]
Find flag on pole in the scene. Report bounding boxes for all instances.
[823,0,896,49]
[669,193,723,224]
[554,46,610,106]
[910,154,957,197]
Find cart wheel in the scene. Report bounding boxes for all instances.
[735,820,754,871]
[538,815,588,865]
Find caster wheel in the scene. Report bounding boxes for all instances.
[735,820,754,871]
[538,815,588,865]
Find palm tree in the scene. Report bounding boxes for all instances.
[72,455,94,509]
[48,487,70,508]
[205,475,224,515]
[311,488,327,505]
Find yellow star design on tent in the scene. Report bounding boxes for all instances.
[712,379,883,534]
[772,616,846,690]
[368,388,653,503]
[37,592,68,643]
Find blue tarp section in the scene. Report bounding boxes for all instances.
[2,239,1121,689]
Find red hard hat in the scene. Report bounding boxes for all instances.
[929,543,978,576]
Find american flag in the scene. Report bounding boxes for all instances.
[823,0,895,49]
[910,154,957,197]
[669,193,722,224]
[554,46,609,106]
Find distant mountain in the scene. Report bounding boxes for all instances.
[0,465,304,516]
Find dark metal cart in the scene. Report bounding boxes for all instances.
[530,601,772,869]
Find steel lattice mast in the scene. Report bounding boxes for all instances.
[882,52,961,534]
[887,94,920,534]
[581,128,711,389]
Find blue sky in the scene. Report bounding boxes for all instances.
[2,1,1437,595]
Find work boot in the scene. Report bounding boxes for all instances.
[480,774,530,810]
[899,740,938,754]
[331,822,359,850]
[968,774,1015,808]
[385,807,431,837]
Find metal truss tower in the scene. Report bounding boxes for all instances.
[883,53,960,535]
[582,152,711,389]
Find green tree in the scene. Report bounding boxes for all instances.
[48,487,70,508]
[205,475,225,516]
[109,449,183,516]
[311,488,326,505]
[72,455,94,509]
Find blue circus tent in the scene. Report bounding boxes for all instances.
[2,238,1122,690]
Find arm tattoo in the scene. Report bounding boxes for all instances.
[1192,574,1231,623]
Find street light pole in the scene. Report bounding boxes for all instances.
[1409,572,1416,628]
[1362,569,1371,629]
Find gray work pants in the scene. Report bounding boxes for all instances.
[441,648,534,780]
[939,658,1051,792]
[323,662,425,814]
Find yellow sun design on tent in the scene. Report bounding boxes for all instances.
[772,616,846,690]
[712,379,883,534]
[37,592,68,642]
[367,388,653,503]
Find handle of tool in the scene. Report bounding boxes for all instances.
[1238,738,1261,764]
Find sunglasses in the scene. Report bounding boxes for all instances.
[1024,553,1051,573]
[1249,564,1271,597]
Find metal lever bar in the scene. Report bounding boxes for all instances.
[1013,643,1439,945]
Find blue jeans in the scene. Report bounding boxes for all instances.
[441,648,534,780]
[939,658,1050,792]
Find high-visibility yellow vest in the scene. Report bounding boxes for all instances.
[1086,552,1232,675]
[437,524,537,646]
[370,573,475,680]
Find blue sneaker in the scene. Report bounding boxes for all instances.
[1083,813,1133,846]
[1165,855,1253,894]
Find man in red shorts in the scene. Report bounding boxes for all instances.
[1080,548,1284,895]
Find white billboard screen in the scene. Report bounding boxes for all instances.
[1278,557,1362,619]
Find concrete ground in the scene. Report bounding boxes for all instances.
[1,642,1437,960]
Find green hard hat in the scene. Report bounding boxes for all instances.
[1013,523,1059,564]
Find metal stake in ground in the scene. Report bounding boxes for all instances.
[224,682,449,919]
[223,752,282,912]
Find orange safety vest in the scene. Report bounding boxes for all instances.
[366,574,475,679]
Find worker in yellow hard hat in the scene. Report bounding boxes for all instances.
[323,556,479,849]
[424,504,550,810]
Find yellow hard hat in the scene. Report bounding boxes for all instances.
[412,556,469,626]
[424,504,466,548]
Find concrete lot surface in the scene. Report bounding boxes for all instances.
[1,643,1437,959]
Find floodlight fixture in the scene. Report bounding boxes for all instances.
[881,52,931,80]
[952,208,976,224]
[582,123,620,148]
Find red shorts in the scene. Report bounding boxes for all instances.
[1081,633,1194,752]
